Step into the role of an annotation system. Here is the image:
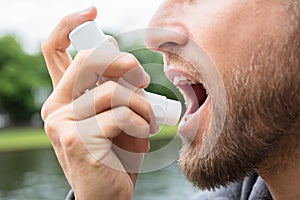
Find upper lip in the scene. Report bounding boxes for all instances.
[164,65,204,87]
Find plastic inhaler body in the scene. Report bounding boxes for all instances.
[69,21,182,126]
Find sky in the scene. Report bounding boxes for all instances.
[0,0,162,54]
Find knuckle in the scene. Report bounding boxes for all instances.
[40,98,52,122]
[43,106,81,152]
[117,105,129,114]
[59,131,80,150]
[99,81,119,100]
[103,80,118,90]
[113,53,140,75]
[86,156,102,168]
[72,50,92,68]
[59,14,73,31]
[42,102,73,145]
[75,49,92,61]
[40,106,48,123]
[43,113,59,142]
[94,81,124,108]
[114,106,130,123]
[41,39,50,55]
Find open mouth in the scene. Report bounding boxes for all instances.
[165,69,208,120]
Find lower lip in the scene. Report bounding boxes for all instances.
[178,97,211,143]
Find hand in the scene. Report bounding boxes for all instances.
[41,7,158,200]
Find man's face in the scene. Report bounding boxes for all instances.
[145,0,300,189]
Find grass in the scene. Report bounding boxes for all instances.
[150,125,178,140]
[0,128,51,152]
[0,125,178,152]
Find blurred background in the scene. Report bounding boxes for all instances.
[0,0,198,199]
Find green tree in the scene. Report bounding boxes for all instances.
[0,35,51,125]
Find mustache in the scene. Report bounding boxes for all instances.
[163,52,203,83]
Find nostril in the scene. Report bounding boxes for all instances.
[158,42,180,53]
[145,27,189,52]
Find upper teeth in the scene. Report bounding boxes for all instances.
[173,75,197,86]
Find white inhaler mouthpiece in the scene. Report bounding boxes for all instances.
[69,21,182,126]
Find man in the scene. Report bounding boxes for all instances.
[41,0,299,199]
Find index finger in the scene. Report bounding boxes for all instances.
[41,6,97,88]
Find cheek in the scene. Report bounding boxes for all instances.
[186,1,290,76]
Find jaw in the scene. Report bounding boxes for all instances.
[164,66,211,145]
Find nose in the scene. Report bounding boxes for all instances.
[145,27,189,53]
[144,4,189,53]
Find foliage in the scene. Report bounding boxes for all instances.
[0,35,51,125]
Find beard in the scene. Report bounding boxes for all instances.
[178,24,300,190]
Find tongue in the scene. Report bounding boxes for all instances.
[192,84,207,108]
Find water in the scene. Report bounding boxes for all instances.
[134,163,197,200]
[0,143,199,199]
[0,149,69,200]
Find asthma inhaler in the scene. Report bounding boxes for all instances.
[69,21,182,126]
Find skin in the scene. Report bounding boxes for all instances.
[41,7,158,199]
[146,0,300,199]
[41,1,300,200]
